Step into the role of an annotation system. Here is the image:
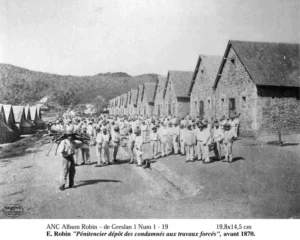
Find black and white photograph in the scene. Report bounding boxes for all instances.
[0,0,299,236]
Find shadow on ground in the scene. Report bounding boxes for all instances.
[75,179,122,188]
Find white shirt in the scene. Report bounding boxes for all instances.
[149,131,159,141]
[87,125,94,135]
[213,127,224,142]
[134,135,143,150]
[196,128,205,142]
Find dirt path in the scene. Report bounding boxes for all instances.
[0,138,300,219]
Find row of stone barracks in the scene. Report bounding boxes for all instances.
[108,40,300,137]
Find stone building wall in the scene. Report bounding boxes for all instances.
[177,100,190,119]
[164,80,178,116]
[257,86,300,136]
[190,65,215,120]
[154,79,166,117]
[214,47,258,137]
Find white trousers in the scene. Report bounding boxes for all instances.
[172,135,179,154]
[185,145,194,161]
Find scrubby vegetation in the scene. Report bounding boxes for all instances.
[0,64,158,109]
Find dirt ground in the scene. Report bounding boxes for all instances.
[0,137,300,219]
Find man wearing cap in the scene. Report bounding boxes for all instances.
[95,127,103,167]
[232,114,240,137]
[202,120,212,163]
[212,121,224,160]
[184,123,196,162]
[158,123,169,157]
[166,122,173,154]
[134,128,144,166]
[127,128,136,164]
[111,125,121,162]
[149,126,159,159]
[219,116,226,133]
[102,127,111,164]
[195,122,205,161]
[171,121,180,154]
[57,132,82,190]
[141,121,148,142]
[179,124,186,155]
[80,126,91,165]
[192,122,198,159]
[65,120,74,133]
[87,122,95,146]
[223,123,237,162]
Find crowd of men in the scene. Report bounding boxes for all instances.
[50,114,239,190]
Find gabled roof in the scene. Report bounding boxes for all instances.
[154,76,167,103]
[188,55,222,95]
[122,93,128,106]
[163,71,194,98]
[130,89,138,105]
[127,91,131,105]
[137,84,144,103]
[143,82,157,103]
[213,40,300,88]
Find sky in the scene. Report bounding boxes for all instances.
[0,0,299,76]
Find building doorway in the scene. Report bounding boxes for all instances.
[199,100,204,119]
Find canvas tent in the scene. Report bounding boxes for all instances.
[30,106,46,130]
[2,104,20,140]
[13,106,35,135]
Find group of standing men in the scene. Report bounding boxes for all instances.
[51,113,239,190]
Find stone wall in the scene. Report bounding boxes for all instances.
[190,65,215,120]
[215,47,258,137]
[258,86,300,136]
[177,100,190,119]
[164,79,190,117]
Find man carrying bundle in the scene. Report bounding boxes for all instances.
[57,132,82,190]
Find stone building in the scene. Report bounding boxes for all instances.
[163,71,194,118]
[188,55,222,119]
[113,98,117,115]
[115,96,121,115]
[153,76,167,117]
[140,82,157,117]
[125,91,131,116]
[119,94,126,115]
[122,93,128,115]
[137,84,144,115]
[213,40,300,137]
[108,99,113,115]
[128,89,138,115]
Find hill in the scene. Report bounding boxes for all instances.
[0,64,159,106]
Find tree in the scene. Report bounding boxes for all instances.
[49,80,85,110]
[0,76,49,105]
[92,95,106,114]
